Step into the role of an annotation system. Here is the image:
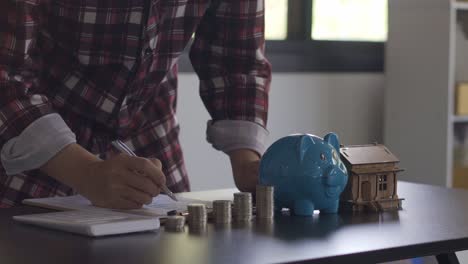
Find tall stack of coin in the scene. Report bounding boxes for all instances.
[256,218,274,235]
[165,216,186,232]
[256,185,274,219]
[212,200,232,224]
[187,203,207,228]
[233,192,252,222]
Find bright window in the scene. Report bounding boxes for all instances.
[312,0,388,42]
[265,0,288,40]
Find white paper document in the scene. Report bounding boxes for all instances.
[23,194,210,217]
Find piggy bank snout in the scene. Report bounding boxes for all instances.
[324,166,347,187]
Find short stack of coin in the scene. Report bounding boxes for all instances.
[256,185,274,219]
[212,200,232,224]
[165,216,186,232]
[187,203,207,228]
[233,192,252,222]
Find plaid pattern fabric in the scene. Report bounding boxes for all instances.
[0,0,271,207]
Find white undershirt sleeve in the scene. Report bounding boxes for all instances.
[1,113,76,175]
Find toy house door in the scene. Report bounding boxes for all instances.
[362,181,372,201]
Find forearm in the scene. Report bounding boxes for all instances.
[229,148,261,193]
[40,143,100,192]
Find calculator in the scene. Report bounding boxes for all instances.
[13,210,160,237]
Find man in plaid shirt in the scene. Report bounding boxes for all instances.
[0,0,271,208]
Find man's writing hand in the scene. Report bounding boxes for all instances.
[81,154,165,209]
[41,144,165,210]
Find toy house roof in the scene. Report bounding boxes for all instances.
[340,144,400,165]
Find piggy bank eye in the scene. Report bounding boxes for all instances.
[332,150,339,164]
[320,153,326,161]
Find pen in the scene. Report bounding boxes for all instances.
[111,140,179,202]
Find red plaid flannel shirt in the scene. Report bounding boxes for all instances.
[0,0,271,207]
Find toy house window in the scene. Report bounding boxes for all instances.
[378,174,388,191]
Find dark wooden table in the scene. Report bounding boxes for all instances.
[1,182,468,264]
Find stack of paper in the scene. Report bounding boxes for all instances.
[14,194,210,237]
[22,194,206,217]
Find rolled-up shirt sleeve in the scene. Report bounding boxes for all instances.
[206,120,269,156]
[189,0,272,156]
[1,113,76,175]
[0,1,77,175]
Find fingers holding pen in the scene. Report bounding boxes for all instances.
[149,158,166,186]
[124,156,167,187]
[149,158,162,169]
[121,186,153,205]
[123,172,160,197]
[80,154,169,210]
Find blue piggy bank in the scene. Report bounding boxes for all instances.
[259,133,348,216]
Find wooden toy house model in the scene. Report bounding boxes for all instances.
[339,144,404,212]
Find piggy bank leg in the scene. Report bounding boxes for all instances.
[292,200,315,216]
[321,199,339,214]
[274,202,284,213]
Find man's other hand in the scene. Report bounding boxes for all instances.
[229,149,261,193]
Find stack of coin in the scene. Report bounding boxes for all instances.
[256,185,274,219]
[187,203,207,227]
[233,192,252,222]
[189,224,207,235]
[256,218,274,235]
[212,200,232,224]
[165,216,186,232]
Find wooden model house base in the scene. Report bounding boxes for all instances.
[339,144,405,212]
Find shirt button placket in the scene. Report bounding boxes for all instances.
[144,47,153,56]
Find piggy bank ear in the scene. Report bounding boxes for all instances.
[298,135,314,162]
[324,132,340,152]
